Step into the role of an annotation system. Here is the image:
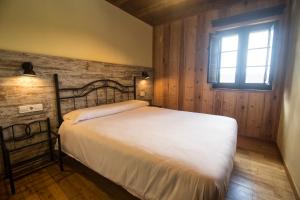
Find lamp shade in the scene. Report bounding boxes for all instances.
[142,71,150,79]
[22,62,36,76]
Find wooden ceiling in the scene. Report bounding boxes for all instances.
[106,0,244,25]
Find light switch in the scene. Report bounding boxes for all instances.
[19,104,43,114]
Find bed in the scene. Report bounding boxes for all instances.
[54,74,237,200]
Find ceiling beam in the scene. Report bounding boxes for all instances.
[134,0,189,18]
[106,0,245,25]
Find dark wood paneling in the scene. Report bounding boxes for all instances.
[106,0,243,25]
[153,0,288,141]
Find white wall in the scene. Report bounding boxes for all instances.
[277,0,300,197]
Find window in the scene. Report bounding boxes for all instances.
[208,22,278,90]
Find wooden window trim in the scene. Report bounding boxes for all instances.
[210,21,278,91]
[211,4,285,27]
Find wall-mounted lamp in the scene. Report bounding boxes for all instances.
[134,71,150,99]
[142,72,150,80]
[22,62,36,76]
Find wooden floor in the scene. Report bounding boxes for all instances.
[0,136,296,200]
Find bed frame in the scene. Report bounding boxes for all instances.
[54,74,136,126]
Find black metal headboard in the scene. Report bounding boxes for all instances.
[54,74,136,126]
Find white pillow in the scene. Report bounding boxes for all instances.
[63,100,149,124]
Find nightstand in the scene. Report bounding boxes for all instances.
[151,104,162,108]
[143,99,153,105]
[143,99,162,107]
[0,118,63,194]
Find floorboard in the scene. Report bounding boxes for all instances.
[0,136,296,200]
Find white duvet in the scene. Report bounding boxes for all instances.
[59,103,237,200]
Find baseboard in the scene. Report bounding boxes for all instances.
[283,163,300,200]
[277,145,300,200]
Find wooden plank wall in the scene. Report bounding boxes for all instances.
[0,50,153,129]
[153,0,289,141]
[0,49,153,174]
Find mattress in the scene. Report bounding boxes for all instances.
[58,105,237,200]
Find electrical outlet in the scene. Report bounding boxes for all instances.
[19,104,43,114]
[139,91,146,97]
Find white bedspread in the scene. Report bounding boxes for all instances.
[59,106,237,200]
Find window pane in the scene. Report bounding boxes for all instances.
[220,68,236,83]
[220,52,238,67]
[245,67,266,83]
[247,49,268,66]
[269,26,274,48]
[221,35,239,52]
[248,30,269,49]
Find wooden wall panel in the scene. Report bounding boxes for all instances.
[182,16,197,112]
[167,21,182,109]
[235,92,249,136]
[162,25,171,108]
[245,93,265,138]
[194,14,206,113]
[153,0,288,141]
[153,26,165,106]
[222,92,236,118]
[260,93,274,139]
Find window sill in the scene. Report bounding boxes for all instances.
[211,84,273,92]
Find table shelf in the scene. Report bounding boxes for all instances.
[0,118,64,194]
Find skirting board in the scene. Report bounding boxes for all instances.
[278,146,300,200]
[283,164,300,200]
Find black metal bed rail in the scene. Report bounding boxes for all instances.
[60,85,133,99]
[54,74,136,126]
[59,79,133,91]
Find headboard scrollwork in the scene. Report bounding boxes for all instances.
[54,74,136,126]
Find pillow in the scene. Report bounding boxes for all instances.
[63,100,149,124]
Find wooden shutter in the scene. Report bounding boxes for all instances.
[207,33,220,84]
